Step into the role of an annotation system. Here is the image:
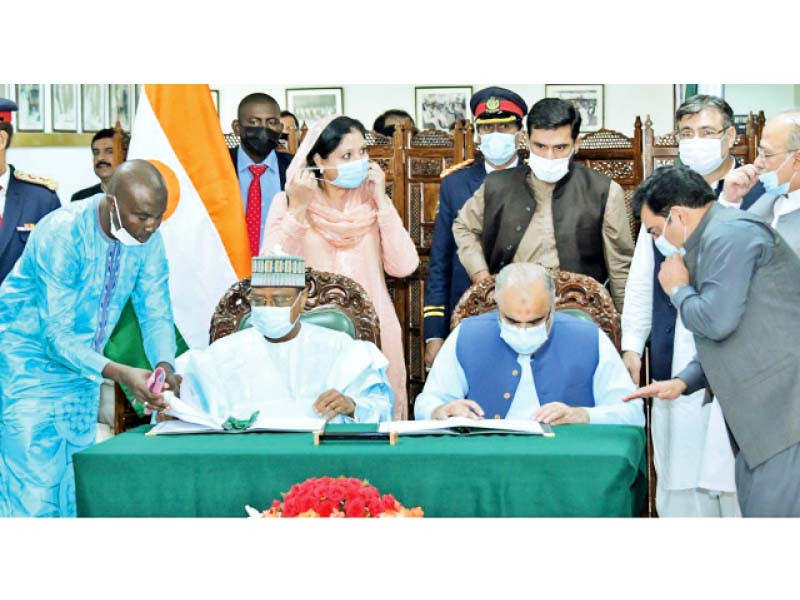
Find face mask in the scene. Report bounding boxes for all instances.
[480,132,517,166]
[679,137,725,175]
[241,126,280,158]
[654,212,686,258]
[250,295,300,339]
[109,196,143,246]
[499,316,549,355]
[759,153,795,196]
[529,151,572,183]
[330,158,369,189]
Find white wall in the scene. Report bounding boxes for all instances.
[724,84,800,119]
[212,83,675,138]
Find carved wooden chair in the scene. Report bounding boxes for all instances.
[449,270,621,350]
[642,111,764,178]
[574,118,644,244]
[113,268,381,434]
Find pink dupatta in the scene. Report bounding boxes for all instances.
[287,115,377,249]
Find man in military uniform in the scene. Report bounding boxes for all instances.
[423,87,528,368]
[0,98,61,283]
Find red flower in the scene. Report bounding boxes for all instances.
[344,496,367,518]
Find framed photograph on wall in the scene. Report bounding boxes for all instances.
[415,86,472,131]
[82,84,105,132]
[51,84,78,132]
[285,88,343,127]
[544,84,604,132]
[109,84,132,130]
[15,84,45,131]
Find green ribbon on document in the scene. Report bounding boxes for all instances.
[222,411,260,432]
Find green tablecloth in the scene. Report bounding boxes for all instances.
[73,424,646,517]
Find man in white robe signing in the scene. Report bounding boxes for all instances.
[165,251,393,425]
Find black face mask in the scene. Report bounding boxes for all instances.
[240,126,280,158]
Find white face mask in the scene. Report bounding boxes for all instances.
[528,151,572,183]
[499,315,549,355]
[679,137,726,175]
[109,196,144,246]
[250,295,300,339]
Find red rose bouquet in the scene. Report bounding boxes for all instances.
[245,476,423,518]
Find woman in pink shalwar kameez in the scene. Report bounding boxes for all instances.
[263,115,419,419]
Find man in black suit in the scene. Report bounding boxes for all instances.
[71,128,116,201]
[0,98,61,283]
[230,93,292,256]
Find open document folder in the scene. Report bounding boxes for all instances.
[378,418,554,437]
[146,391,326,435]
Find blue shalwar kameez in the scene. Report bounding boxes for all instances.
[0,196,176,517]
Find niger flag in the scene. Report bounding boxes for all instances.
[104,84,249,412]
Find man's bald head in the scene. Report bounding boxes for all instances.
[105,160,168,243]
[769,109,800,152]
[495,264,556,330]
[496,263,555,308]
[108,159,168,206]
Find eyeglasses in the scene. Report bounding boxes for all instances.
[756,147,800,160]
[248,294,298,308]
[675,127,728,140]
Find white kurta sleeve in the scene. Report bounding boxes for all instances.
[620,224,655,355]
[413,326,469,420]
[586,331,645,427]
[328,339,394,423]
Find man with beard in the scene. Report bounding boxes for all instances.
[231,93,293,256]
[71,129,117,202]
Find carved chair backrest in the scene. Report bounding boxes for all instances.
[574,118,644,243]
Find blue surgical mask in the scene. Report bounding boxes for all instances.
[250,296,300,339]
[654,212,686,258]
[330,158,369,189]
[480,132,517,166]
[759,154,794,196]
[499,317,549,355]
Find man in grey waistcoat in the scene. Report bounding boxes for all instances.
[624,165,800,517]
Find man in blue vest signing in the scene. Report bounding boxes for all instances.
[414,263,644,426]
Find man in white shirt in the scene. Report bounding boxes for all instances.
[621,95,755,517]
[415,263,643,427]
[722,109,800,253]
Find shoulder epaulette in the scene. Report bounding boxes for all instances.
[14,169,58,192]
[440,159,476,180]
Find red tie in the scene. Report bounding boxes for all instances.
[246,164,268,256]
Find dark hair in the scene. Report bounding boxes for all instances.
[676,94,734,130]
[237,93,279,121]
[305,116,367,173]
[91,128,115,146]
[280,110,299,128]
[0,122,12,149]
[632,165,716,219]
[373,109,414,137]
[526,98,581,140]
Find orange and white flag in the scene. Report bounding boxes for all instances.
[127,84,249,348]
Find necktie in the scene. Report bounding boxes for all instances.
[246,164,268,256]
